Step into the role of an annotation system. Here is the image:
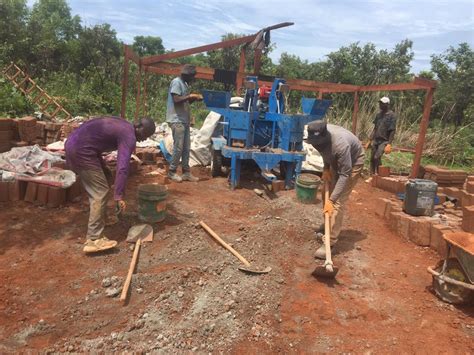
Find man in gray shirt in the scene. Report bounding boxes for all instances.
[306,121,365,259]
[367,96,396,174]
[166,64,203,182]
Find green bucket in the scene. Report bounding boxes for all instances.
[296,173,321,204]
[137,184,168,223]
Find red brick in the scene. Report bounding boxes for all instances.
[461,191,474,207]
[388,211,402,232]
[272,180,285,192]
[445,187,462,201]
[8,180,26,201]
[408,217,431,246]
[24,182,38,203]
[467,176,474,183]
[36,184,49,205]
[466,182,474,194]
[462,205,474,233]
[0,181,9,202]
[52,161,67,169]
[17,116,37,143]
[430,224,451,256]
[390,212,414,240]
[47,186,66,208]
[0,118,13,131]
[437,193,447,204]
[378,166,390,177]
[371,175,378,187]
[384,200,402,218]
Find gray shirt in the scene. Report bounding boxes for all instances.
[316,124,365,202]
[166,77,190,124]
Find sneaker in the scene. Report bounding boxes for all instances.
[83,236,118,253]
[182,172,199,182]
[314,243,333,260]
[168,172,183,183]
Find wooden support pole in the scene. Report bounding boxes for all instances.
[236,47,246,94]
[121,45,130,119]
[134,62,142,122]
[253,48,262,75]
[410,88,434,178]
[143,70,148,117]
[351,91,359,134]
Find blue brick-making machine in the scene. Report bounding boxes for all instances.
[202,76,332,189]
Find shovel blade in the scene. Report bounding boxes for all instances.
[312,265,339,279]
[238,266,272,274]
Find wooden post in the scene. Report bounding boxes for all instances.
[410,88,434,178]
[143,69,148,117]
[134,61,142,122]
[318,91,323,99]
[236,47,246,94]
[121,45,130,118]
[351,91,359,134]
[253,48,262,75]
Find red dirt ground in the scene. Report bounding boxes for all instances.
[0,164,473,352]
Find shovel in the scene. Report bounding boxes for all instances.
[312,181,339,278]
[199,221,271,275]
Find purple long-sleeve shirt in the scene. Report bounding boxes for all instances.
[65,117,136,200]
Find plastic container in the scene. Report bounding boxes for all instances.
[296,173,321,204]
[403,179,437,216]
[137,184,168,223]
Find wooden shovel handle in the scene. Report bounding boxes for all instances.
[324,181,333,265]
[120,238,141,303]
[200,221,251,267]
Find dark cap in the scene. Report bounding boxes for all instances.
[307,120,328,137]
[181,64,196,76]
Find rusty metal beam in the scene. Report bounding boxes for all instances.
[134,64,142,122]
[413,76,437,88]
[253,48,262,75]
[127,46,141,65]
[120,45,130,118]
[410,88,434,178]
[236,48,246,94]
[145,65,214,81]
[352,91,359,134]
[141,22,293,66]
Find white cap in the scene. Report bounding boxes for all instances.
[380,96,390,104]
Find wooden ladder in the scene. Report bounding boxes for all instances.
[2,62,72,121]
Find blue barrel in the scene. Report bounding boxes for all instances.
[403,179,437,216]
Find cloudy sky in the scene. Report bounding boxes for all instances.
[29,0,473,73]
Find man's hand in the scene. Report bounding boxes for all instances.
[384,143,392,154]
[322,168,332,182]
[323,200,335,216]
[364,141,372,150]
[189,93,203,102]
[116,200,126,216]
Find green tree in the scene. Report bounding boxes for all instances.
[132,35,165,56]
[0,0,29,66]
[431,43,474,127]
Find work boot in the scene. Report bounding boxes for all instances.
[314,243,333,260]
[168,172,183,183]
[182,172,199,182]
[83,236,117,253]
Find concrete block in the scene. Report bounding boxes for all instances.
[388,211,402,232]
[0,181,9,202]
[24,182,38,203]
[462,205,474,233]
[272,180,286,192]
[36,184,49,205]
[430,224,451,256]
[378,166,390,177]
[47,186,66,208]
[408,217,432,246]
[397,212,414,240]
[8,180,26,201]
[375,198,390,217]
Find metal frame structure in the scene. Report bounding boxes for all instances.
[120,22,437,179]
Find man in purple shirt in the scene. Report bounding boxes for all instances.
[66,116,155,253]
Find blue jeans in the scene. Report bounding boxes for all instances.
[169,122,190,173]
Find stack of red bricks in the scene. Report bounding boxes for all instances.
[371,175,408,194]
[423,165,467,188]
[136,148,161,165]
[17,116,38,144]
[0,179,83,207]
[0,118,14,153]
[374,177,474,256]
[44,122,63,144]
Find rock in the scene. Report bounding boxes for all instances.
[136,287,143,294]
[105,287,120,298]
[177,291,184,298]
[101,278,112,288]
[253,189,264,197]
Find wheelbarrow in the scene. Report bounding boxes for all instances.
[427,232,474,305]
